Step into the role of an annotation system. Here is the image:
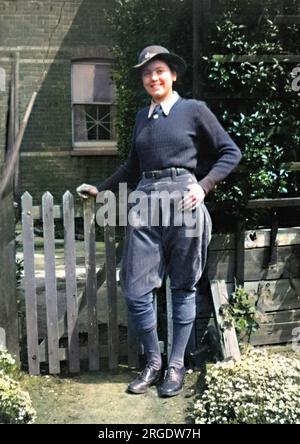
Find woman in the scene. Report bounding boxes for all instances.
[77,45,242,397]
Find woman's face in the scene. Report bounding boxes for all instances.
[141,59,177,102]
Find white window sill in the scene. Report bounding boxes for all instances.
[71,141,118,156]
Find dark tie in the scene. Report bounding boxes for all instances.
[152,104,163,119]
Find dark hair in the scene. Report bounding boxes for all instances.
[141,57,179,77]
[165,61,179,75]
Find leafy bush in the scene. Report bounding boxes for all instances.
[0,348,36,424]
[0,347,18,377]
[220,286,259,343]
[0,373,36,424]
[193,348,300,424]
[206,3,300,202]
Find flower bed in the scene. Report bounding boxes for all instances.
[193,347,300,424]
[0,348,36,424]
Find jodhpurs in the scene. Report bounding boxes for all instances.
[120,171,212,333]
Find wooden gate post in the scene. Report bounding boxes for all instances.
[0,192,19,360]
[210,280,241,361]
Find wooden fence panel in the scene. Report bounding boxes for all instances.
[42,192,60,374]
[207,245,300,282]
[63,191,80,373]
[21,192,39,374]
[250,309,300,345]
[197,278,300,318]
[208,227,300,251]
[83,198,99,370]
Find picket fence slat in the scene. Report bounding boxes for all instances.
[104,224,119,369]
[42,192,60,374]
[83,198,99,371]
[21,192,40,375]
[63,191,80,373]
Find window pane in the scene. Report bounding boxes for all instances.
[74,105,88,141]
[74,104,115,141]
[72,63,115,103]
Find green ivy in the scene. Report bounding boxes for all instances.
[220,286,259,343]
[206,2,300,202]
[214,101,290,202]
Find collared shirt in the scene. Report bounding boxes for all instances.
[148,91,180,119]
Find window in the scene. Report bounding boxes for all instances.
[71,60,117,155]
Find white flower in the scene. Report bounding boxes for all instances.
[193,347,300,424]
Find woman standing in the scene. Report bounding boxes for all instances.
[77,45,242,397]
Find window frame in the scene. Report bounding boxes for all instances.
[71,58,117,156]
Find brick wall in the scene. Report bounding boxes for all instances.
[0,0,120,202]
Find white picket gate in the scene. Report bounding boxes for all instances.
[21,191,142,375]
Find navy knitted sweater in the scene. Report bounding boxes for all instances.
[98,97,242,195]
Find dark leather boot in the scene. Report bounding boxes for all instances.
[159,366,186,397]
[127,364,161,394]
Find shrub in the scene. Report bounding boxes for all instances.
[0,373,36,424]
[207,14,295,203]
[220,286,259,343]
[0,348,36,424]
[0,347,18,377]
[193,348,300,424]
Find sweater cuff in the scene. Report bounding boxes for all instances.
[198,175,215,195]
